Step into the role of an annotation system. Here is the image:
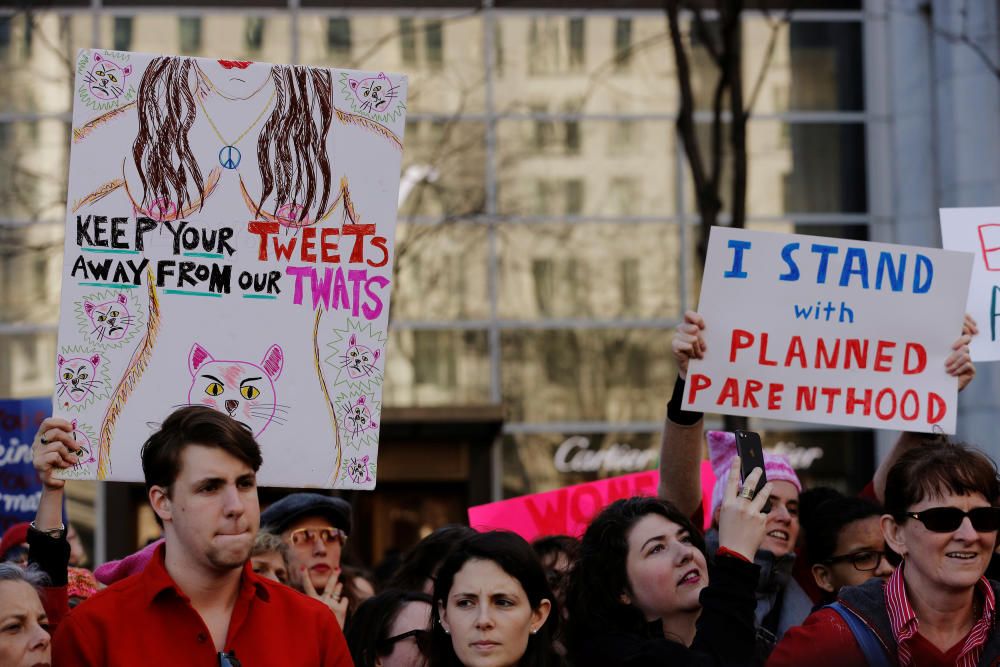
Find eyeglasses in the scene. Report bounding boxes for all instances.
[287,527,348,547]
[824,550,885,572]
[218,651,241,667]
[901,506,1000,533]
[376,629,432,656]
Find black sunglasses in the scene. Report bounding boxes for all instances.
[377,629,432,655]
[901,506,1000,533]
[218,651,241,667]
[823,550,885,572]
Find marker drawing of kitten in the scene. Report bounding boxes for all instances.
[84,293,134,343]
[339,334,381,381]
[56,353,102,407]
[83,53,132,101]
[348,73,399,114]
[187,343,285,436]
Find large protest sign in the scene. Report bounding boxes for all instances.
[685,227,973,433]
[0,398,49,533]
[941,207,1000,361]
[55,50,407,488]
[468,462,716,540]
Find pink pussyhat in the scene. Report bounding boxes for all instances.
[94,538,163,586]
[707,431,801,520]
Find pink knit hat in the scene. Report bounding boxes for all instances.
[707,431,801,519]
[94,538,163,585]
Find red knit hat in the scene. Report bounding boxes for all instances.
[0,522,30,561]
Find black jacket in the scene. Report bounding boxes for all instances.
[571,554,760,667]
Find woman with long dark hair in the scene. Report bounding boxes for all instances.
[565,457,771,667]
[429,531,560,667]
[346,589,433,667]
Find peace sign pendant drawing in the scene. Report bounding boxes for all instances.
[219,145,242,170]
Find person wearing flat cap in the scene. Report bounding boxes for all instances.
[261,493,352,626]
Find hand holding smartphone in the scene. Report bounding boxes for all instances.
[735,429,771,512]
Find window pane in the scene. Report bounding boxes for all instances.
[498,223,683,320]
[744,19,864,113]
[113,17,134,52]
[383,328,490,406]
[501,329,677,423]
[684,121,867,217]
[392,223,490,321]
[494,15,675,114]
[326,17,352,62]
[299,14,484,114]
[98,14,293,63]
[0,14,84,114]
[0,224,63,325]
[400,121,486,220]
[502,431,660,497]
[497,120,676,218]
[0,120,70,224]
[0,331,58,399]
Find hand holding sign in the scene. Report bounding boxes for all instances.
[672,310,707,381]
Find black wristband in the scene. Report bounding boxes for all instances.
[667,374,704,426]
[26,526,71,587]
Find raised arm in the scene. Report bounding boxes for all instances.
[658,311,708,517]
[873,316,976,503]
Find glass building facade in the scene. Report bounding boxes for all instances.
[2,1,891,556]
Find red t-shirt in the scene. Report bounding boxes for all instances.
[52,544,353,667]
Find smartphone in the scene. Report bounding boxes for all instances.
[735,430,770,512]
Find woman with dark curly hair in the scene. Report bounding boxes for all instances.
[565,457,772,667]
[429,531,560,667]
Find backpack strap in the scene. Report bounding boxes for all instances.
[827,602,892,667]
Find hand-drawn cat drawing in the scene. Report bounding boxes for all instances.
[56,354,102,405]
[348,73,399,114]
[187,343,284,436]
[342,395,378,440]
[339,334,381,381]
[83,293,133,342]
[69,420,96,470]
[83,53,132,101]
[346,455,373,484]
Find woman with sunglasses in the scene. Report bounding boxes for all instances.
[429,531,560,667]
[768,439,1000,666]
[346,590,433,667]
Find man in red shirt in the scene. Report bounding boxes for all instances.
[51,406,354,666]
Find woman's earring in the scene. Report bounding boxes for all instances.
[530,628,538,635]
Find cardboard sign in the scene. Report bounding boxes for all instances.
[54,50,407,488]
[0,398,49,533]
[941,207,1000,361]
[468,462,716,541]
[685,227,973,433]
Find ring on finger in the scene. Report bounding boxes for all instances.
[39,435,48,444]
[739,485,755,500]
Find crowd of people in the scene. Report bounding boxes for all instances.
[0,310,996,667]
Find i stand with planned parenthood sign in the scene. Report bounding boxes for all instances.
[685,227,973,434]
[54,50,408,488]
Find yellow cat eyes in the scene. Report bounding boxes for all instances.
[203,383,260,400]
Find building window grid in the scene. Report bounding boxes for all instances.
[0,6,870,441]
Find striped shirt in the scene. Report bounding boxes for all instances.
[885,563,996,667]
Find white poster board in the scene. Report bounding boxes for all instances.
[54,50,407,488]
[685,227,973,433]
[940,207,1000,361]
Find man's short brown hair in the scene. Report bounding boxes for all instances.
[141,405,263,495]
